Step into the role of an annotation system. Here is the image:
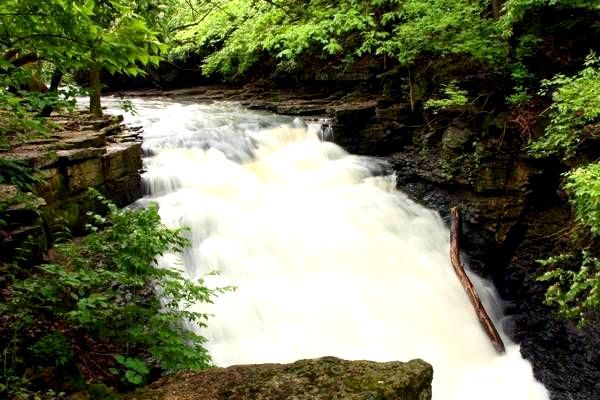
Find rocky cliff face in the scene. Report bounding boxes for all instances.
[127,357,433,400]
[328,101,600,400]
[0,113,143,262]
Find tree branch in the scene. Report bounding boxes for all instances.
[259,0,292,15]
[450,207,506,354]
[10,34,92,48]
[170,4,217,32]
[6,53,39,68]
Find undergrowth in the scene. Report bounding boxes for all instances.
[0,189,230,398]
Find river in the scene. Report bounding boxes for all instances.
[104,96,549,400]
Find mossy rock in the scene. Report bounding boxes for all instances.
[442,126,475,152]
[67,383,121,400]
[127,357,433,400]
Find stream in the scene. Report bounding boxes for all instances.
[104,97,549,400]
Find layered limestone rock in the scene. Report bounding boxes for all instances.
[0,113,143,262]
[330,101,414,156]
[127,357,433,400]
[326,102,540,256]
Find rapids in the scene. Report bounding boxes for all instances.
[104,97,549,400]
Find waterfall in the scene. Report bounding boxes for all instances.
[105,97,549,400]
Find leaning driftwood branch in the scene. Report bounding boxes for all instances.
[450,207,506,354]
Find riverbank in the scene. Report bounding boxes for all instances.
[110,83,598,400]
[0,112,143,263]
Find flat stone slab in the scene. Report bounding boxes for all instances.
[57,148,106,162]
[126,357,433,400]
[100,124,122,136]
[1,148,60,169]
[54,130,107,149]
[276,103,328,116]
[327,101,378,121]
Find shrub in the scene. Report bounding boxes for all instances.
[1,190,230,397]
[530,53,600,158]
[533,55,600,327]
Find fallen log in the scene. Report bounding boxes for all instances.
[450,207,506,354]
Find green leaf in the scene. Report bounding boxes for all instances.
[125,370,143,385]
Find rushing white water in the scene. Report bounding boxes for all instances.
[105,97,549,400]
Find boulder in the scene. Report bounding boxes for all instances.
[0,184,46,225]
[127,357,433,400]
[442,126,475,152]
[470,163,510,193]
[100,123,122,137]
[0,112,144,263]
[505,160,539,192]
[0,184,19,203]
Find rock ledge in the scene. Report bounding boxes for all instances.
[127,357,433,400]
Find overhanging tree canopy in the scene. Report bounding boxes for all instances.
[0,0,167,116]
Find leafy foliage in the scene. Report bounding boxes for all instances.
[168,0,506,80]
[363,0,506,66]
[532,57,600,327]
[1,190,229,397]
[0,67,77,148]
[500,0,600,34]
[538,251,600,327]
[424,81,469,113]
[564,163,600,236]
[29,333,74,367]
[530,53,600,158]
[0,0,166,75]
[0,0,168,119]
[114,355,151,385]
[0,159,40,191]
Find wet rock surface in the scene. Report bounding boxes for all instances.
[126,357,433,400]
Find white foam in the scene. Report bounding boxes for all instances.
[105,97,549,400]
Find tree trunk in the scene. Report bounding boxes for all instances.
[450,207,506,354]
[40,70,64,117]
[408,66,416,114]
[27,61,48,92]
[89,66,102,116]
[492,0,501,20]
